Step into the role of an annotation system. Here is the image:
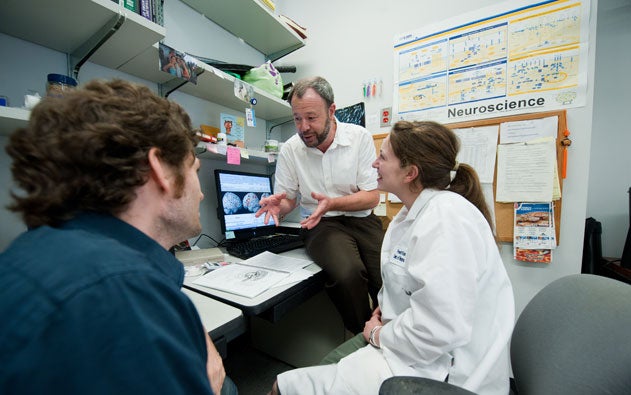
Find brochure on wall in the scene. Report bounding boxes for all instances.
[513,202,555,264]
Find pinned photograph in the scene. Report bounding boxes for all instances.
[159,43,200,84]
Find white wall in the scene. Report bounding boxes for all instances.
[277,0,600,318]
[587,0,631,258]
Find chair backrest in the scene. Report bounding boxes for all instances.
[510,274,631,395]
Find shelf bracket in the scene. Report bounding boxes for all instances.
[158,78,189,98]
[266,42,305,63]
[158,67,206,98]
[68,12,126,80]
[266,116,293,140]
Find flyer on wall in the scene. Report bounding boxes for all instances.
[513,202,555,264]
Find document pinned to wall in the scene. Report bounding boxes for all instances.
[453,125,499,184]
[496,139,556,202]
[499,116,558,144]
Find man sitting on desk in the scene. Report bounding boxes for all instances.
[0,79,235,395]
[256,76,384,334]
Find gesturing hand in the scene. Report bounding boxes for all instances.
[300,192,331,229]
[255,192,287,226]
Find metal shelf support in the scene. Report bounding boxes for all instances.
[67,12,126,80]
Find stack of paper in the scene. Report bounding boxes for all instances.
[176,248,224,266]
[192,251,314,298]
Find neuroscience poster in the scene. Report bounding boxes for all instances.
[393,0,590,123]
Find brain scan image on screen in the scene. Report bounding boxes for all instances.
[242,192,262,213]
[222,192,242,214]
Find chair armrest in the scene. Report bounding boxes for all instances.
[379,376,477,394]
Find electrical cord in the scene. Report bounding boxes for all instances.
[191,233,223,248]
[267,118,293,140]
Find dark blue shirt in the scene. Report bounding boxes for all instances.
[0,213,214,394]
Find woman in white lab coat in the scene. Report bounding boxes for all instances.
[272,120,515,395]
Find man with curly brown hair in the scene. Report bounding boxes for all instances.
[0,79,236,395]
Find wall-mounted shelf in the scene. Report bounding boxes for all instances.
[119,44,292,120]
[0,107,30,137]
[197,144,277,165]
[0,0,296,134]
[181,0,305,61]
[0,0,165,73]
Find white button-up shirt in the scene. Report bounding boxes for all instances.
[274,120,378,218]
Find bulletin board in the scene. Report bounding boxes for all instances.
[446,110,567,244]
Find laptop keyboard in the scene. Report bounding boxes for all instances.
[226,234,304,260]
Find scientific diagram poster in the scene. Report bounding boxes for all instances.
[393,0,590,123]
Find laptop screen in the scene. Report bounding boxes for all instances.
[214,169,277,241]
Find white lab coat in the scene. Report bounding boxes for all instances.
[378,189,514,395]
[278,189,514,395]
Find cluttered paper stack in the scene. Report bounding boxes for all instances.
[192,251,314,298]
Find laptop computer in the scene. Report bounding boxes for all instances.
[214,169,303,259]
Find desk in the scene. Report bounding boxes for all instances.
[183,248,347,367]
[602,258,631,285]
[182,288,246,358]
[183,248,325,322]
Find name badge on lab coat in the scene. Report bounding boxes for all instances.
[390,247,407,268]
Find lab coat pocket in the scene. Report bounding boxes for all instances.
[384,258,422,297]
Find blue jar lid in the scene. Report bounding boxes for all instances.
[47,73,78,86]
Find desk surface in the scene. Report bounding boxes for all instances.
[183,248,325,320]
[182,287,246,357]
[182,288,243,331]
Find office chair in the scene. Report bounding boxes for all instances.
[379,274,631,395]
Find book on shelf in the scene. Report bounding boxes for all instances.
[139,0,152,21]
[278,15,307,39]
[122,0,138,13]
[153,0,164,26]
[113,0,163,26]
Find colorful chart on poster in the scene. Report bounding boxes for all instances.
[393,0,589,123]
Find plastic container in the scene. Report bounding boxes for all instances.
[264,139,279,152]
[217,132,227,146]
[46,74,77,97]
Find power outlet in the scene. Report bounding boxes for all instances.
[380,107,392,127]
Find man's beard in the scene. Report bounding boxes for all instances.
[303,116,331,147]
